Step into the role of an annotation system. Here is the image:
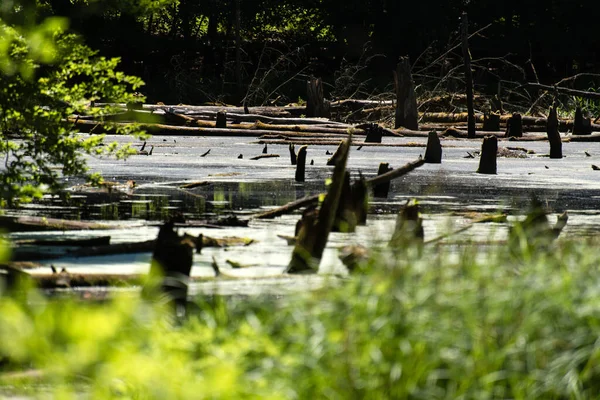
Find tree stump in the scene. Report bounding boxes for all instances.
[333,172,358,233]
[389,200,424,250]
[394,56,419,130]
[461,12,476,138]
[482,112,500,131]
[289,143,297,165]
[505,113,523,138]
[295,145,308,182]
[306,78,330,118]
[547,106,562,159]
[364,123,384,143]
[373,163,393,197]
[146,221,199,318]
[477,135,497,174]
[490,94,504,114]
[573,107,592,135]
[424,131,442,163]
[327,141,346,166]
[216,111,227,128]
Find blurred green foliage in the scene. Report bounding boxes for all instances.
[2,236,600,398]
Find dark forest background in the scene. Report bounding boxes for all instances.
[27,0,600,105]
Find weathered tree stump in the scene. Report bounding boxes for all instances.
[424,131,442,163]
[333,172,358,233]
[547,106,562,159]
[477,135,498,174]
[505,113,523,138]
[287,138,351,273]
[306,78,330,118]
[573,107,592,135]
[289,143,297,165]
[216,111,227,128]
[461,12,476,138]
[351,175,368,226]
[327,141,346,166]
[389,200,424,250]
[482,112,500,131]
[295,145,308,182]
[394,56,419,130]
[364,123,384,143]
[373,162,393,197]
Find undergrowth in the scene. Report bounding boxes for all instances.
[2,237,600,398]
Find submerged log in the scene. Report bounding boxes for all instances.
[394,56,419,130]
[287,137,351,273]
[424,131,442,163]
[477,136,498,174]
[295,146,308,182]
[547,105,562,159]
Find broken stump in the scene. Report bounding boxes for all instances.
[424,131,442,163]
[216,111,227,128]
[482,112,500,131]
[394,56,419,130]
[477,135,498,174]
[306,78,330,118]
[373,163,393,198]
[295,145,308,182]
[573,107,592,135]
[505,113,523,138]
[547,105,562,159]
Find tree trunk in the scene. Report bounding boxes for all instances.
[306,78,330,118]
[477,136,498,174]
[547,106,562,158]
[394,56,418,130]
[295,146,308,182]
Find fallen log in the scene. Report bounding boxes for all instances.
[258,139,428,147]
[185,111,350,127]
[523,83,600,101]
[0,215,118,232]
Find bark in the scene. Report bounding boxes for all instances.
[394,56,419,130]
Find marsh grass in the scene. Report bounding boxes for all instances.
[2,237,600,399]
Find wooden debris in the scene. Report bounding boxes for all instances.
[13,236,111,247]
[250,154,280,160]
[0,215,116,232]
[179,181,210,189]
[200,149,211,157]
[477,135,498,174]
[287,137,351,273]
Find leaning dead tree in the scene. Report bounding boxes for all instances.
[394,56,419,130]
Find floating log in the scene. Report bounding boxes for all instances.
[394,56,419,130]
[547,105,562,159]
[287,137,350,273]
[505,113,523,138]
[295,146,308,182]
[424,131,442,163]
[306,78,330,118]
[373,163,393,198]
[461,12,476,138]
[477,136,498,174]
[0,215,116,232]
[250,154,279,160]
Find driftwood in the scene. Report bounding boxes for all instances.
[250,154,280,160]
[0,215,117,232]
[461,12,476,138]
